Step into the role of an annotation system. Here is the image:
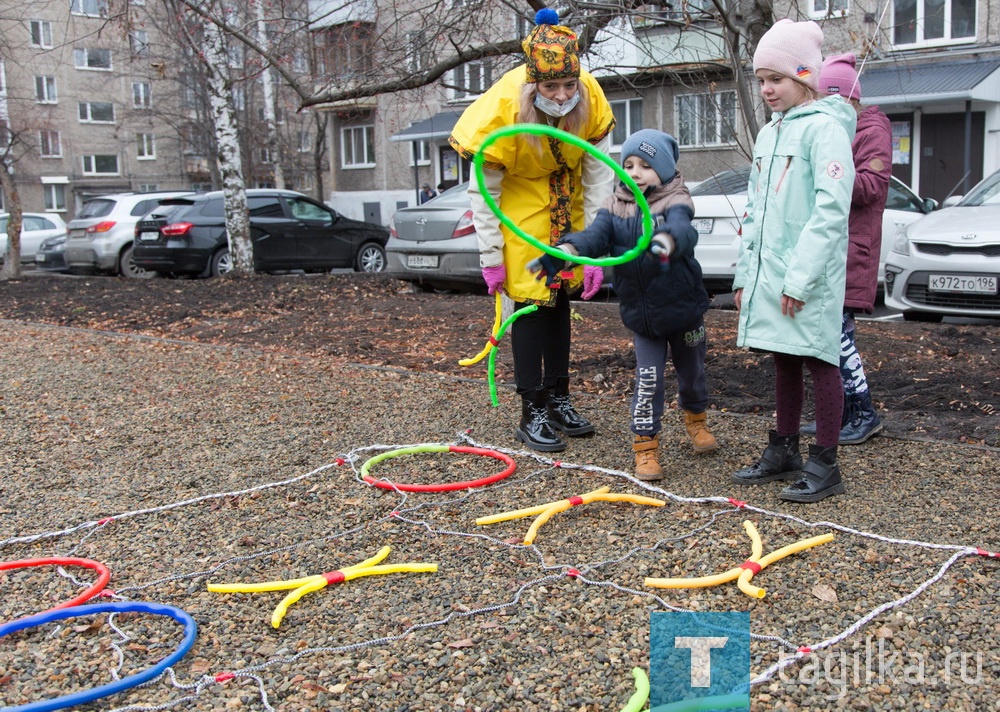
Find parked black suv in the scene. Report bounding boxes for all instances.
[133,189,388,277]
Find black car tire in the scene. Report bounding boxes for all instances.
[903,311,944,323]
[211,248,233,278]
[355,242,386,273]
[119,244,157,279]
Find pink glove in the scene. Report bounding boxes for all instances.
[581,264,603,300]
[481,264,506,295]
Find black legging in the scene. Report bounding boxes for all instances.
[510,288,571,397]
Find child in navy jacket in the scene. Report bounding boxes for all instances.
[531,129,715,480]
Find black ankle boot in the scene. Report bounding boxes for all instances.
[731,430,803,485]
[547,379,595,436]
[779,444,845,503]
[516,392,566,452]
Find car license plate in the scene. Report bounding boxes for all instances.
[407,254,439,268]
[693,218,714,234]
[139,231,159,241]
[928,274,997,294]
[36,254,46,262]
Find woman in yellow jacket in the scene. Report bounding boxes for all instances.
[449,9,616,452]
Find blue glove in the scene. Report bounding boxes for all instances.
[526,250,570,288]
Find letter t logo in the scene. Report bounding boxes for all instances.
[674,636,729,687]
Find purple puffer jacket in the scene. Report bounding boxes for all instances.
[845,105,892,313]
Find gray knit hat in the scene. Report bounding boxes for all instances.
[620,129,680,184]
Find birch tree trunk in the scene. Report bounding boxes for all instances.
[256,1,285,190]
[201,18,253,276]
[0,162,23,281]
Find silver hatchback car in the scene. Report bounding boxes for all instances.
[65,191,195,278]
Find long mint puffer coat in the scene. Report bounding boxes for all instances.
[733,95,857,366]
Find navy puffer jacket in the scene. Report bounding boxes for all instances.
[560,173,710,339]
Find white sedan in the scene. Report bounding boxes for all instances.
[0,212,68,263]
[884,168,1000,322]
[689,167,936,294]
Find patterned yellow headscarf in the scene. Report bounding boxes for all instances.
[521,10,580,83]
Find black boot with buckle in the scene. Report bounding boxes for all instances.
[516,391,566,452]
[731,430,803,485]
[546,378,595,437]
[779,444,845,503]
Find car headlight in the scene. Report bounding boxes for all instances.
[890,229,911,256]
[41,235,67,250]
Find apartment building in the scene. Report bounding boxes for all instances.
[0,1,323,220]
[316,0,1000,222]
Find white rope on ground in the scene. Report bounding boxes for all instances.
[5,433,994,710]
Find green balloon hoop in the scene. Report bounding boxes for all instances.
[473,123,654,265]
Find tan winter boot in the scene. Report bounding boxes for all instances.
[684,410,718,454]
[633,435,663,481]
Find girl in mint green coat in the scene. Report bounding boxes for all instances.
[730,19,857,504]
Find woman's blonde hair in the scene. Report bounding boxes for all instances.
[516,80,590,150]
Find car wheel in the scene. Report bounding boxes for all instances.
[119,244,156,279]
[903,311,944,323]
[211,248,233,278]
[354,243,386,273]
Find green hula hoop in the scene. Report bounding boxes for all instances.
[488,303,538,407]
[620,667,651,712]
[473,123,654,265]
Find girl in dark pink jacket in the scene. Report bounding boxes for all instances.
[814,53,892,445]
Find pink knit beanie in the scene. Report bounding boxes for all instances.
[752,19,824,90]
[819,52,861,101]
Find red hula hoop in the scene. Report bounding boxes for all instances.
[363,445,516,492]
[0,557,112,618]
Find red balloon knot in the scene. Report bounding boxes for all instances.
[98,517,113,525]
[390,511,400,517]
[976,548,999,558]
[552,461,562,468]
[566,568,580,578]
[323,571,346,585]
[739,560,762,574]
[96,590,116,598]
[567,496,585,506]
[464,428,473,434]
[727,498,747,508]
[335,458,345,466]
[797,647,812,654]
[488,336,499,346]
[215,672,236,683]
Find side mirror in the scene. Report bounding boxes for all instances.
[942,196,963,208]
[922,197,939,213]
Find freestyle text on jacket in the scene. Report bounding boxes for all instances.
[845,105,893,313]
[733,95,857,366]
[560,174,710,339]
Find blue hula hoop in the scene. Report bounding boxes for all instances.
[0,601,198,712]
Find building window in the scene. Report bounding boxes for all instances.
[35,76,57,103]
[892,0,976,46]
[610,99,643,147]
[39,130,61,157]
[315,22,374,79]
[405,31,429,73]
[71,0,108,17]
[292,48,309,73]
[341,126,375,168]
[451,60,493,100]
[130,30,149,57]
[30,20,53,48]
[74,47,113,70]
[79,101,115,123]
[138,183,158,192]
[232,87,246,111]
[136,133,156,159]
[82,154,120,175]
[257,106,284,123]
[44,184,67,211]
[409,140,431,166]
[297,131,311,152]
[132,82,152,109]
[809,0,849,18]
[259,147,273,163]
[676,90,737,147]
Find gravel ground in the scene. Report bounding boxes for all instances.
[0,317,998,711]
